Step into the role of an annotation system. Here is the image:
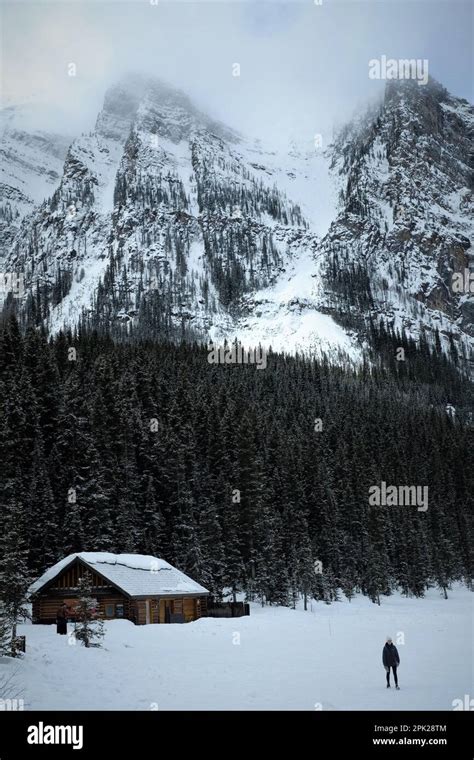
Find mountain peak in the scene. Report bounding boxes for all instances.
[96,72,240,145]
[102,72,191,114]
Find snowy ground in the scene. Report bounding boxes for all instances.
[2,585,472,711]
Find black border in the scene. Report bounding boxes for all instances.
[0,710,473,757]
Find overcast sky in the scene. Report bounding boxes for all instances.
[1,0,472,147]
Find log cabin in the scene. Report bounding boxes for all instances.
[29,553,209,625]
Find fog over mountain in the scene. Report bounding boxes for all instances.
[2,0,472,145]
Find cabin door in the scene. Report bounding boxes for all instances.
[159,599,172,623]
[145,600,151,625]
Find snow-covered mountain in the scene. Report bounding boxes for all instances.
[318,78,474,361]
[2,74,473,365]
[0,105,72,260]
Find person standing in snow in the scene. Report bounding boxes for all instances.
[383,637,400,689]
[56,603,69,635]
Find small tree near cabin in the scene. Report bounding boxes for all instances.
[73,572,104,648]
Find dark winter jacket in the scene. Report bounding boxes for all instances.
[383,642,400,668]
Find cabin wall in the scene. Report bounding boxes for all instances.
[134,601,146,625]
[183,598,196,622]
[33,592,130,624]
[133,596,209,624]
[98,595,130,621]
[33,593,208,624]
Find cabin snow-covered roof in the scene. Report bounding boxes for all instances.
[29,552,209,598]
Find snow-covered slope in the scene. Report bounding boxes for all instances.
[7,584,472,710]
[3,74,473,364]
[0,105,72,261]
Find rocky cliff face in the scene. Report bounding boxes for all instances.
[1,74,473,365]
[319,78,474,354]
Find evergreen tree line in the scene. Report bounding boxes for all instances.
[192,153,306,228]
[8,211,286,337]
[114,171,189,211]
[0,315,472,609]
[202,223,281,308]
[322,249,472,381]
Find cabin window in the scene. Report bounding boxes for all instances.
[115,604,124,618]
[105,604,114,618]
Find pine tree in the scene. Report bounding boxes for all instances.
[253,499,289,606]
[27,437,59,574]
[171,498,204,580]
[297,526,315,610]
[0,499,32,653]
[0,602,11,655]
[141,476,166,557]
[362,502,391,605]
[199,498,226,600]
[221,499,245,603]
[73,572,104,648]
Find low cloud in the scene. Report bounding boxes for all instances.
[1,0,472,144]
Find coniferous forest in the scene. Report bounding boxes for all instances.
[1,314,472,606]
